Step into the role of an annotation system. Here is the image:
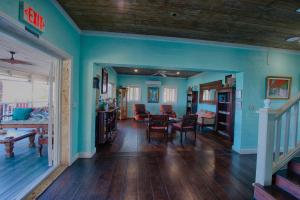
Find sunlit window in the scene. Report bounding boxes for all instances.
[0,77,48,107]
[163,87,177,104]
[127,86,141,102]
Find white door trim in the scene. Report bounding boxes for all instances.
[0,9,74,199]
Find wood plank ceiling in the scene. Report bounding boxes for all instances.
[112,67,201,78]
[58,0,300,50]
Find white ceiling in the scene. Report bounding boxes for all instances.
[0,32,54,77]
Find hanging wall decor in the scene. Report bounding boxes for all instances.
[266,76,291,99]
[147,86,160,103]
[101,68,108,94]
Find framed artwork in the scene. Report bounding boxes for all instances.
[147,87,160,103]
[266,76,292,99]
[101,68,108,94]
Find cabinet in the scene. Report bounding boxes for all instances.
[118,88,128,120]
[95,108,118,146]
[186,91,198,114]
[216,87,235,142]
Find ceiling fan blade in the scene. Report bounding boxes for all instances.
[0,59,33,65]
[161,73,167,77]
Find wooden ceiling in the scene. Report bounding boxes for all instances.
[58,0,300,50]
[113,67,200,78]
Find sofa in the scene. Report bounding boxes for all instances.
[0,107,48,129]
[197,110,216,131]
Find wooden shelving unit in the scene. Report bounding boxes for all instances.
[216,87,235,142]
[186,90,198,114]
[95,108,118,145]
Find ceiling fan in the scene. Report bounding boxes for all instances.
[0,51,33,65]
[152,70,179,77]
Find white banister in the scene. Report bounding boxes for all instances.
[284,109,291,155]
[255,108,275,186]
[274,118,282,162]
[256,95,300,186]
[293,102,299,147]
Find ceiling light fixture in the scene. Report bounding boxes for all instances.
[176,71,180,75]
[286,37,300,42]
[134,69,138,72]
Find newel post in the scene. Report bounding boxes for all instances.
[255,100,275,186]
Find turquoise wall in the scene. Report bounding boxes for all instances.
[117,75,187,117]
[0,1,80,159]
[1,1,300,156]
[80,33,300,154]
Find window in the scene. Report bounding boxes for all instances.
[127,86,141,102]
[1,78,48,107]
[163,87,177,104]
[107,82,115,98]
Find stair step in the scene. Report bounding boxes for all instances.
[289,157,300,176]
[275,169,300,199]
[254,183,298,200]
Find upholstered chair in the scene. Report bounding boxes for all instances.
[133,104,150,120]
[160,104,176,118]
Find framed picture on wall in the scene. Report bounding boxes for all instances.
[147,87,159,103]
[266,76,292,99]
[101,68,108,94]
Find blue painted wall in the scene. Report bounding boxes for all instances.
[0,1,81,159]
[117,75,187,117]
[80,33,300,154]
[1,1,300,156]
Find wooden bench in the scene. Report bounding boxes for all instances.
[0,129,36,157]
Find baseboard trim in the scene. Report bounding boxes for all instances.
[232,147,257,154]
[70,153,79,165]
[78,149,96,158]
[69,149,96,165]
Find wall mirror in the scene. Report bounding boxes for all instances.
[199,80,222,104]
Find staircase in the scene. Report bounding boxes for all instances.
[254,158,300,199]
[254,93,300,200]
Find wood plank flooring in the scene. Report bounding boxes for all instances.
[0,128,49,200]
[39,120,256,200]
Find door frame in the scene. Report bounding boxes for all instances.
[0,10,74,198]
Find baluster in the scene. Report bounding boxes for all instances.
[293,102,299,147]
[274,117,282,162]
[284,109,291,155]
[255,108,275,186]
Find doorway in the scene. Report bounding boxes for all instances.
[0,32,62,199]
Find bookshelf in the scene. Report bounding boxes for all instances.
[186,90,198,114]
[216,87,235,142]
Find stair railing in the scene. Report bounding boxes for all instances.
[256,92,300,186]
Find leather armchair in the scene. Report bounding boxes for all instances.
[133,104,149,120]
[160,104,176,118]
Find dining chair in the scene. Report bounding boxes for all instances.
[172,114,198,145]
[147,115,169,142]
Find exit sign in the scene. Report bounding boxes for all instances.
[19,1,45,34]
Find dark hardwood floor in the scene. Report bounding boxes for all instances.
[38,120,256,200]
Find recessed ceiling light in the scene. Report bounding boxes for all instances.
[286,37,300,42]
[296,8,300,13]
[176,72,180,75]
[134,69,138,72]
